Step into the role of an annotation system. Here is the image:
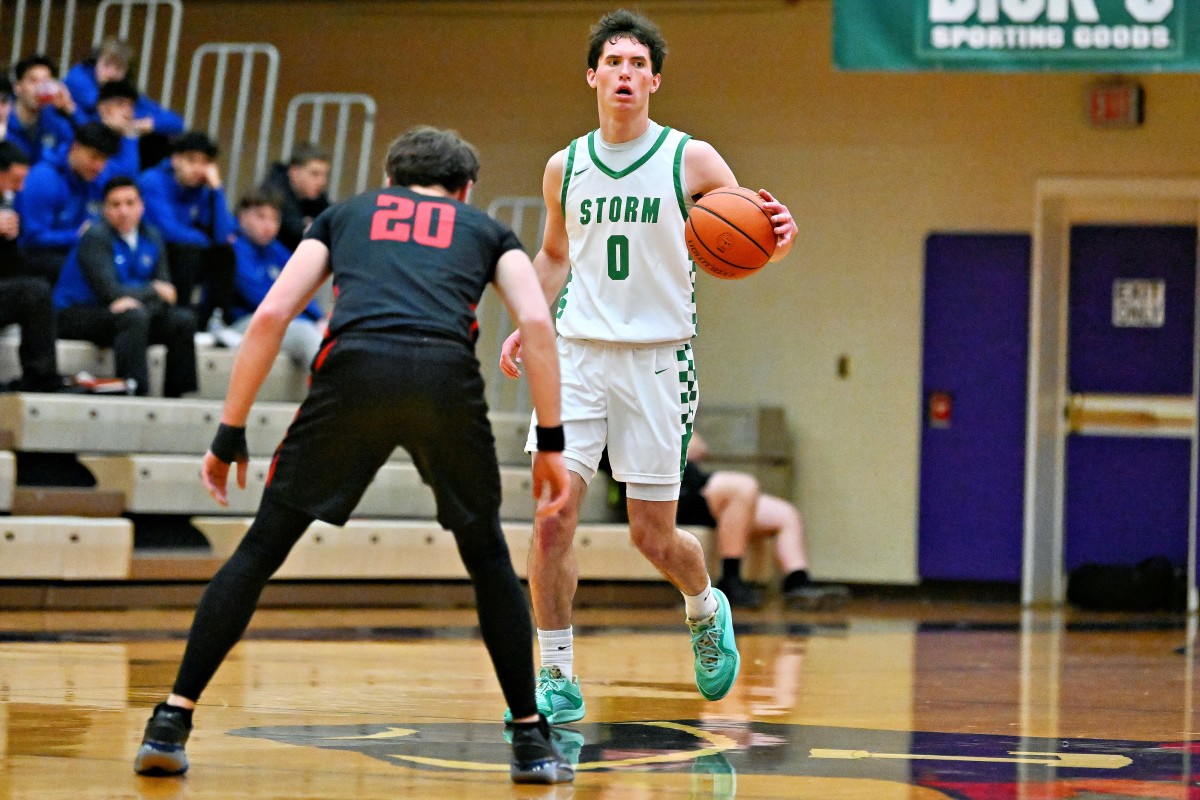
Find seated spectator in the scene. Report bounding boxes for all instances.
[0,141,64,392]
[16,120,121,284]
[0,77,13,141]
[679,432,850,610]
[6,54,83,163]
[64,37,183,169]
[53,177,197,398]
[230,189,324,367]
[260,142,331,251]
[94,80,142,179]
[137,131,237,330]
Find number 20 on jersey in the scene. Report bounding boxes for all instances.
[369,194,456,249]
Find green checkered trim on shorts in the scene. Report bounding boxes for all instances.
[556,270,572,319]
[677,342,697,475]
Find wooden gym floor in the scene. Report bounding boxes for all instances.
[0,595,1194,799]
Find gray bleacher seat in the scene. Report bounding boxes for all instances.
[190,517,702,580]
[0,394,539,465]
[195,348,307,403]
[0,516,132,578]
[79,454,614,522]
[0,394,297,455]
[0,451,12,511]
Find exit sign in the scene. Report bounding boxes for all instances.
[1089,81,1144,128]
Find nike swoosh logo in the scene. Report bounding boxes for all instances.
[556,645,570,650]
[655,368,670,375]
[573,167,589,176]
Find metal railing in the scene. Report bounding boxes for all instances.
[91,0,182,108]
[4,0,77,72]
[480,196,547,415]
[183,42,279,197]
[281,92,377,199]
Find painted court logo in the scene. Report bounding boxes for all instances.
[231,719,1197,796]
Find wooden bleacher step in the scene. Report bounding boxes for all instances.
[0,516,132,579]
[78,455,614,522]
[9,486,125,517]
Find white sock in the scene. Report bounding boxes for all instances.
[538,627,574,678]
[684,580,718,621]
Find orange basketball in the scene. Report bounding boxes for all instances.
[685,187,776,280]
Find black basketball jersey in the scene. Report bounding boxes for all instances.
[305,186,523,344]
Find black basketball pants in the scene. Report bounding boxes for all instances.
[171,332,538,719]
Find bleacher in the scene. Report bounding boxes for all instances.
[0,383,707,587]
[0,0,797,606]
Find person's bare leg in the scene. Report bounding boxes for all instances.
[628,496,741,700]
[527,471,590,629]
[627,497,710,596]
[702,471,760,559]
[752,493,807,575]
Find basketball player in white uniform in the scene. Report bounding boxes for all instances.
[499,8,797,723]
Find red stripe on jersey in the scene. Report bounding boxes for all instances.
[313,337,338,372]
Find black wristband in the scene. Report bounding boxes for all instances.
[210,423,249,464]
[535,425,565,452]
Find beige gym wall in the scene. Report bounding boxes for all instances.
[171,0,1199,584]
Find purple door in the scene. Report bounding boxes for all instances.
[1064,225,1196,570]
[918,234,1031,581]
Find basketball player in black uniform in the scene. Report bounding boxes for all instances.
[133,126,575,785]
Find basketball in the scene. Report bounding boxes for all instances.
[685,187,776,280]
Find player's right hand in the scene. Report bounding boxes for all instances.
[201,449,248,507]
[532,451,569,519]
[499,329,523,379]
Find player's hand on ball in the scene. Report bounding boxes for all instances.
[758,189,796,251]
[499,329,524,379]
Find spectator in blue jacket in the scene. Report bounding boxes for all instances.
[64,37,183,169]
[16,120,122,284]
[0,141,64,392]
[230,189,324,368]
[54,177,197,397]
[137,131,237,328]
[94,80,142,180]
[6,55,84,164]
[0,77,14,142]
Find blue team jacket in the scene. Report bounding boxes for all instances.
[5,105,77,164]
[63,62,184,135]
[230,230,323,323]
[54,219,168,309]
[15,144,104,250]
[99,136,142,181]
[136,159,237,247]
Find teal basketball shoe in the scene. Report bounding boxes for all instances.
[689,587,741,700]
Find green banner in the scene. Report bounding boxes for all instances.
[834,0,1200,71]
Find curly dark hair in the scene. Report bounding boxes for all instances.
[587,9,667,74]
[384,126,479,193]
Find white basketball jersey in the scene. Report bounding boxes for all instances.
[555,122,695,344]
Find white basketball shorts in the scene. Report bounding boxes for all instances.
[526,337,698,501]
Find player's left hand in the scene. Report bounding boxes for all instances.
[201,450,248,507]
[758,189,796,253]
[499,329,523,379]
[531,450,570,519]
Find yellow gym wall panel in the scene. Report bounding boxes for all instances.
[173,1,1200,584]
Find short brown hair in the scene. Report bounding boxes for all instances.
[384,126,479,193]
[587,9,667,74]
[238,187,282,212]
